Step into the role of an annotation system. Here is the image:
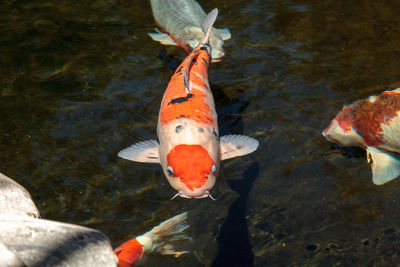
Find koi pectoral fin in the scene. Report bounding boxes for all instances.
[118,139,160,163]
[148,32,178,46]
[367,146,400,185]
[220,135,259,160]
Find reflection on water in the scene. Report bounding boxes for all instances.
[2,0,400,265]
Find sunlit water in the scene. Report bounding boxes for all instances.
[2,0,400,266]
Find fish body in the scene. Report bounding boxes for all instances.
[149,0,231,61]
[114,212,190,266]
[119,9,258,198]
[323,88,400,185]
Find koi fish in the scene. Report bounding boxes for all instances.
[114,212,190,267]
[118,9,258,198]
[323,88,400,185]
[148,0,231,62]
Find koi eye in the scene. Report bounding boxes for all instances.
[211,165,216,173]
[167,166,174,176]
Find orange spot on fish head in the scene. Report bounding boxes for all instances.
[323,110,364,147]
[166,144,215,192]
[335,106,353,132]
[323,107,353,143]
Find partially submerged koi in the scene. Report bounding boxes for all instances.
[114,212,190,266]
[323,88,400,185]
[148,0,231,62]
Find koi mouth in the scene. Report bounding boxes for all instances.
[170,191,216,200]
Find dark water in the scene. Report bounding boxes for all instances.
[2,0,400,266]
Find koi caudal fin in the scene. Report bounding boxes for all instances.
[147,211,190,255]
[114,212,190,266]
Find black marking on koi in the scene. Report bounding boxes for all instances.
[176,125,183,133]
[202,58,209,67]
[168,94,193,105]
[213,128,218,138]
[175,66,183,74]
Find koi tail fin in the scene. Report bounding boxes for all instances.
[182,9,218,92]
[145,211,191,257]
[201,8,218,45]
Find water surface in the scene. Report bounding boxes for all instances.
[2,0,400,266]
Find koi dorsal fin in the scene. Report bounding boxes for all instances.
[201,8,218,45]
[183,52,199,93]
[183,8,218,93]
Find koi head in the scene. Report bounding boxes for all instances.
[323,106,363,146]
[163,144,218,198]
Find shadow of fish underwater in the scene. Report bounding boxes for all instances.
[323,88,400,185]
[148,0,231,62]
[118,9,258,199]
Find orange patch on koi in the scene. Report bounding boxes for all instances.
[160,88,213,125]
[335,105,353,132]
[160,49,213,125]
[336,92,400,146]
[114,238,143,267]
[167,144,214,191]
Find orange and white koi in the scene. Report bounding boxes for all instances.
[148,0,231,62]
[114,212,190,267]
[118,9,258,198]
[323,88,400,185]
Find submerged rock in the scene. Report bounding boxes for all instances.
[0,240,25,267]
[0,215,118,266]
[0,173,117,266]
[0,172,39,218]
